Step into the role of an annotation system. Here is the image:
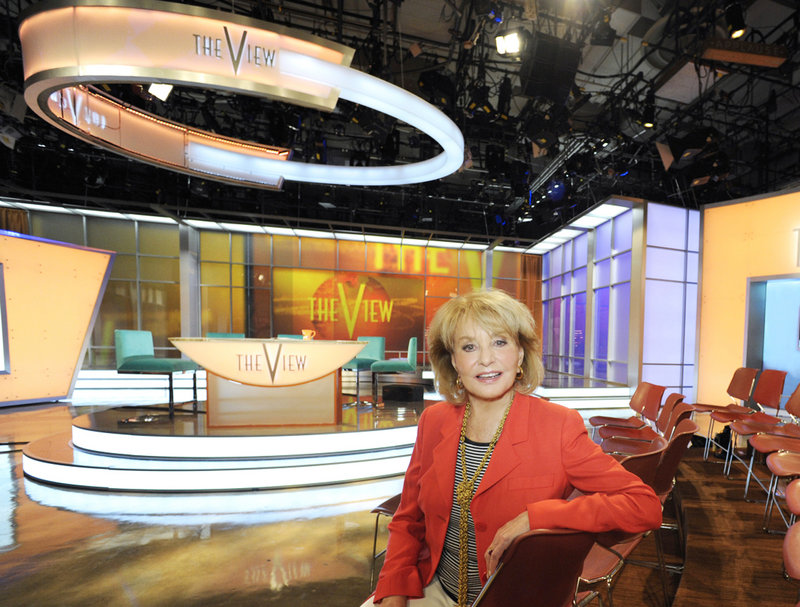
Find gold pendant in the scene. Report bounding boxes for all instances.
[456,479,473,508]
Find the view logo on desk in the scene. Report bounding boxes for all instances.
[237,343,308,383]
[171,338,367,387]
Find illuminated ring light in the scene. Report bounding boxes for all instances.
[19,1,465,188]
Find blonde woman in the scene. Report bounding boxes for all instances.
[365,289,661,607]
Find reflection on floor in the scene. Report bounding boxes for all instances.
[0,371,632,607]
[1,400,404,607]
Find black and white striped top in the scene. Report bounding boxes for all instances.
[437,438,492,604]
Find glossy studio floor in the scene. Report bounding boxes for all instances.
[0,371,698,607]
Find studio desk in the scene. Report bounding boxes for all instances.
[170,337,367,427]
[22,336,418,495]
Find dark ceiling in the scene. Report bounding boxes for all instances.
[1,0,799,247]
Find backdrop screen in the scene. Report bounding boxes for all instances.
[273,269,424,350]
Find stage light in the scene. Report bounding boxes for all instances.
[147,83,173,102]
[725,3,746,40]
[495,29,528,56]
[591,14,616,47]
[641,90,656,129]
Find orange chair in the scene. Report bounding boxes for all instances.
[763,450,800,533]
[691,367,758,460]
[368,493,401,591]
[719,369,787,476]
[598,397,691,446]
[782,478,800,596]
[744,434,800,533]
[471,529,595,607]
[727,381,800,451]
[578,443,667,607]
[589,382,666,437]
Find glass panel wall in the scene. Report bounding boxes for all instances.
[641,203,700,401]
[26,209,541,370]
[541,231,593,378]
[542,208,633,384]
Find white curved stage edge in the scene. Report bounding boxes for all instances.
[22,407,416,492]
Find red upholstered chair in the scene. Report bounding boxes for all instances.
[598,397,690,445]
[691,367,758,460]
[471,529,595,607]
[719,369,788,476]
[588,382,666,437]
[744,435,800,534]
[601,435,667,461]
[763,450,800,534]
[728,382,800,468]
[577,444,667,607]
[368,493,401,590]
[783,478,800,594]
[642,418,699,603]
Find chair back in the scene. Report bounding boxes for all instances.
[406,337,417,365]
[784,382,800,419]
[471,530,595,607]
[207,332,245,338]
[654,393,684,435]
[652,418,698,497]
[629,382,666,424]
[277,334,303,339]
[752,369,788,415]
[786,479,800,515]
[114,329,155,367]
[357,336,386,361]
[727,367,758,403]
[663,401,694,440]
[619,441,668,488]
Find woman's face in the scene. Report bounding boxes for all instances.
[450,316,524,408]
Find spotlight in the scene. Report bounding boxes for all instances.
[641,90,656,129]
[725,3,746,40]
[495,29,529,56]
[148,83,173,102]
[591,13,616,47]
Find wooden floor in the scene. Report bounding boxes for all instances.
[608,446,800,607]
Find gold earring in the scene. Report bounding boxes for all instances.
[515,366,523,380]
[456,376,463,390]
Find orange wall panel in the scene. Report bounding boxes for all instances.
[0,231,114,405]
[698,191,800,404]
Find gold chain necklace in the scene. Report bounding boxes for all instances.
[454,390,515,607]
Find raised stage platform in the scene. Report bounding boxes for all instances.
[21,370,634,495]
[22,404,418,492]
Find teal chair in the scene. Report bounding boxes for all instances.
[206,332,245,338]
[114,329,200,417]
[277,334,303,339]
[343,336,385,404]
[371,337,418,404]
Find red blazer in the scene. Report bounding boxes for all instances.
[374,393,663,602]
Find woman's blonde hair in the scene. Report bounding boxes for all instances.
[426,289,544,403]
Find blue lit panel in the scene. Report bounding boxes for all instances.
[595,221,612,259]
[610,283,630,362]
[594,287,610,361]
[763,279,800,402]
[611,251,632,284]
[643,280,685,364]
[595,259,611,288]
[574,233,588,267]
[645,247,686,281]
[647,203,687,249]
[613,210,633,253]
[641,363,683,386]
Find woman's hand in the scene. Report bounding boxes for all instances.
[484,511,531,576]
[376,596,406,607]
